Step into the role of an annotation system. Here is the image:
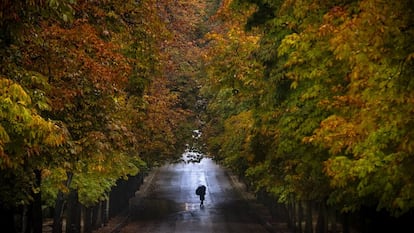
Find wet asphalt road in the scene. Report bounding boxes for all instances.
[123,156,272,233]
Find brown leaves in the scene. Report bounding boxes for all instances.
[43,20,130,89]
[22,19,131,115]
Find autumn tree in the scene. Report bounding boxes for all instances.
[0,1,73,232]
[203,0,414,231]
[1,0,162,232]
[300,0,414,218]
[201,0,266,176]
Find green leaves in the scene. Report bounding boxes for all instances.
[203,0,414,217]
[0,0,181,210]
[0,77,65,167]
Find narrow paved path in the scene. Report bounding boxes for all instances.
[119,156,279,233]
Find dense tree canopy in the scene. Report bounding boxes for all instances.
[1,0,414,232]
[0,0,195,221]
[202,0,414,219]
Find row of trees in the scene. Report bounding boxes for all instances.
[200,0,414,232]
[0,0,198,232]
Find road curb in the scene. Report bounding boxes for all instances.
[134,168,159,198]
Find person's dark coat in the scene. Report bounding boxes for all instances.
[196,185,206,203]
[196,185,206,196]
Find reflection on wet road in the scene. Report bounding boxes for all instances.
[124,157,271,233]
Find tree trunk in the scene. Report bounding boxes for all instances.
[83,206,92,233]
[53,172,73,233]
[342,212,350,233]
[298,201,304,232]
[24,170,43,233]
[315,201,328,233]
[286,197,294,229]
[291,201,297,233]
[109,181,121,217]
[22,205,29,233]
[103,199,109,226]
[52,191,65,233]
[0,205,16,233]
[331,209,338,233]
[32,169,43,233]
[66,189,81,233]
[304,201,313,233]
[91,204,100,230]
[24,202,34,233]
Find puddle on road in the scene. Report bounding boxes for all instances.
[129,198,201,220]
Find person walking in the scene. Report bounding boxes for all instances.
[195,185,206,206]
